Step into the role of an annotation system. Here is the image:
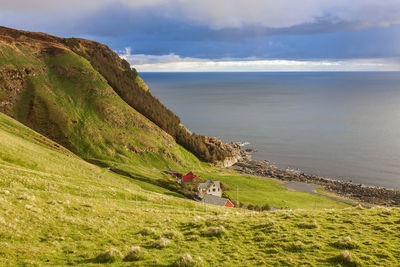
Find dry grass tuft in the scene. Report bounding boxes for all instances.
[334,250,356,266]
[139,227,157,236]
[333,236,358,249]
[93,248,122,263]
[298,221,318,229]
[123,246,143,262]
[163,229,182,239]
[186,220,204,228]
[17,193,35,201]
[202,225,225,237]
[381,208,392,216]
[173,253,203,267]
[154,237,170,248]
[24,204,40,212]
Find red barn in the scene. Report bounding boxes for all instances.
[181,171,199,182]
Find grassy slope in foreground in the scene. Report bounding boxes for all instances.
[0,27,349,209]
[0,113,399,266]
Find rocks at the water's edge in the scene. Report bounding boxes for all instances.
[229,160,400,207]
[212,140,252,168]
[199,137,399,206]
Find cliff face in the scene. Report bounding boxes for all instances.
[204,137,250,167]
[0,26,234,166]
[0,66,43,114]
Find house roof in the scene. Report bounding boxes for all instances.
[202,194,233,207]
[198,180,220,190]
[198,180,212,190]
[182,171,199,182]
[182,171,197,177]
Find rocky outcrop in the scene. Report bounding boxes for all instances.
[179,123,192,135]
[0,66,44,115]
[206,138,251,167]
[229,160,400,206]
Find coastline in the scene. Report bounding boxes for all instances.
[227,152,400,207]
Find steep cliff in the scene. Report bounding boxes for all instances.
[0,27,182,170]
[0,26,234,165]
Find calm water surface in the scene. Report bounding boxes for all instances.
[141,72,400,189]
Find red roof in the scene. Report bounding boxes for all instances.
[181,171,198,182]
[224,200,233,207]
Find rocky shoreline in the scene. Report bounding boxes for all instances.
[213,141,251,168]
[228,158,400,207]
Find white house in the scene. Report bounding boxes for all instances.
[197,180,222,199]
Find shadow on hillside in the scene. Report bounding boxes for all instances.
[84,158,184,198]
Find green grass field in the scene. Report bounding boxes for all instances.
[0,105,400,266]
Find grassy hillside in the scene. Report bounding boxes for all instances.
[0,29,191,180]
[0,26,355,209]
[0,113,399,266]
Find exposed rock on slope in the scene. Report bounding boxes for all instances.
[204,138,250,167]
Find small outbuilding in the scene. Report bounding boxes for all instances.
[181,171,199,183]
[203,194,234,207]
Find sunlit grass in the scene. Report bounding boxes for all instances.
[0,113,399,266]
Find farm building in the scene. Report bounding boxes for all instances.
[197,180,222,198]
[181,171,199,183]
[203,194,234,207]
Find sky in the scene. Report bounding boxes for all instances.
[1,0,400,72]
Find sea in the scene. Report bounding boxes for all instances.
[141,72,400,189]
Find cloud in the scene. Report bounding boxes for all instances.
[121,51,400,72]
[169,0,400,30]
[112,24,400,61]
[2,0,400,63]
[120,49,207,64]
[121,53,197,65]
[2,0,400,30]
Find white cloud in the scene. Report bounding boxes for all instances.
[2,0,400,30]
[120,51,400,72]
[122,53,196,65]
[0,0,110,12]
[126,0,400,29]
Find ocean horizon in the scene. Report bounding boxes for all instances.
[142,71,400,189]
